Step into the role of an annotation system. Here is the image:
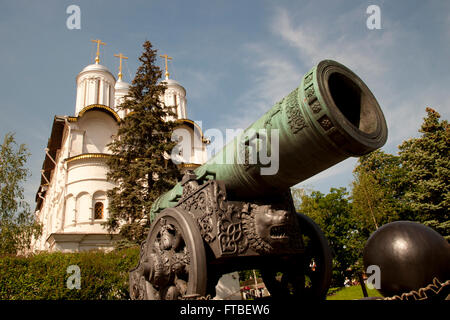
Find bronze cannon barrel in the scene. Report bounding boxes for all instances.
[151,60,387,218]
[195,60,387,197]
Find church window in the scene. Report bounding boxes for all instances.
[94,202,104,219]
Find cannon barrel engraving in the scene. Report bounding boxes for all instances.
[150,59,387,219]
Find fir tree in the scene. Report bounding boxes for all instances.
[106,41,181,245]
[398,107,449,239]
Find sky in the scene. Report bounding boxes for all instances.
[0,0,449,206]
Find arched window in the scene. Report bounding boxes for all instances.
[94,202,104,220]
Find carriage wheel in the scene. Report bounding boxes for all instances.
[139,208,207,300]
[261,212,332,300]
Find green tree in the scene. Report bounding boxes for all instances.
[351,150,408,234]
[398,108,449,239]
[296,187,364,286]
[106,41,181,245]
[0,133,42,255]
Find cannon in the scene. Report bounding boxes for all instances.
[129,60,388,300]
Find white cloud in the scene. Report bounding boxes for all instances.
[382,85,450,152]
[225,6,399,132]
[226,43,302,127]
[219,5,447,194]
[182,67,224,101]
[270,7,395,76]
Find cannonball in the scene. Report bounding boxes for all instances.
[363,221,450,297]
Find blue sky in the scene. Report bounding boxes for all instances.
[1,0,449,206]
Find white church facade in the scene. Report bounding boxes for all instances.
[33,41,208,252]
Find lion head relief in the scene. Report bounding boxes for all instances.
[241,203,295,254]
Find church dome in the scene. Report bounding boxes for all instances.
[78,63,115,79]
[164,78,180,85]
[114,79,131,117]
[160,78,187,119]
[75,63,116,116]
[162,78,186,95]
[115,79,130,91]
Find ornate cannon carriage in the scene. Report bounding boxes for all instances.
[129,60,388,300]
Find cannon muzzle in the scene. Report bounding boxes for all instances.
[151,60,387,219]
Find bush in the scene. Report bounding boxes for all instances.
[0,247,140,299]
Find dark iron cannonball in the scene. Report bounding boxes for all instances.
[363,221,450,297]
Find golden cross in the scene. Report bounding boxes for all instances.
[91,39,106,64]
[114,53,128,80]
[159,54,173,79]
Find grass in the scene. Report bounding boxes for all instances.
[326,285,383,300]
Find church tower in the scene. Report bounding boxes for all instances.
[33,41,208,252]
[159,54,207,166]
[75,40,116,115]
[160,54,187,120]
[33,40,122,252]
[113,53,131,118]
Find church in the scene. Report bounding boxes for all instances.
[32,40,208,252]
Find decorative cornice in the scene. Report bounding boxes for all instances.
[77,104,121,123]
[78,74,113,84]
[176,119,207,141]
[178,163,201,169]
[65,153,111,164]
